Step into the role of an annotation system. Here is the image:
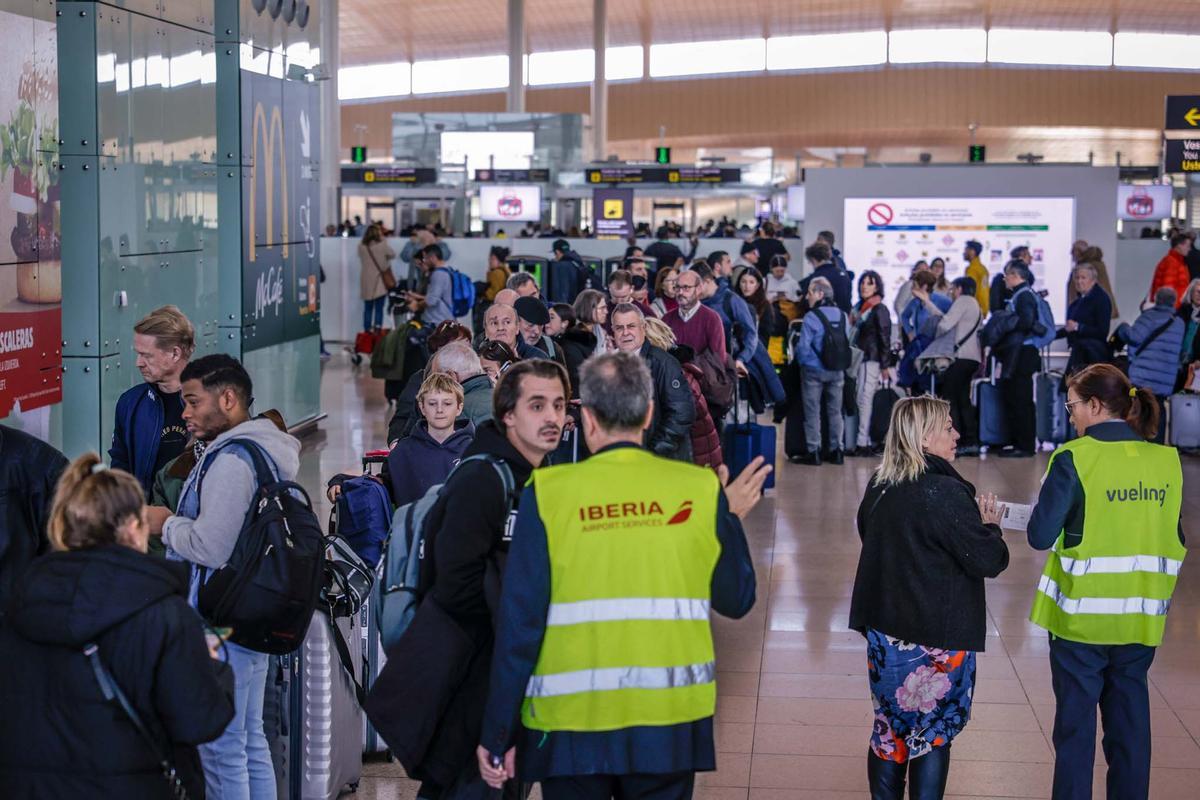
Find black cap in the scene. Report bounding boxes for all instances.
[551,239,569,254]
[514,296,550,326]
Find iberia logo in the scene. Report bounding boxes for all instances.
[667,501,693,525]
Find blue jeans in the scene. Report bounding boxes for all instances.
[363,296,386,330]
[1048,634,1155,800]
[200,642,276,800]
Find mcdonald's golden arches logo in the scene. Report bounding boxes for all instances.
[249,102,289,262]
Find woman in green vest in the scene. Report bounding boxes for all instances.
[1027,363,1185,800]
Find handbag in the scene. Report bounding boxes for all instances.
[366,246,397,291]
[83,643,190,800]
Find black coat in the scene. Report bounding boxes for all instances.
[556,326,598,398]
[800,262,853,314]
[1064,284,1113,373]
[387,368,427,444]
[639,341,696,461]
[852,300,894,367]
[0,545,235,799]
[368,420,536,787]
[849,456,1009,651]
[0,425,68,611]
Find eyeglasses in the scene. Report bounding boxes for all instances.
[1063,398,1086,415]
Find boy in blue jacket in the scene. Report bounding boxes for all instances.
[387,372,476,506]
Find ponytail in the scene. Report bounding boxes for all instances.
[1066,363,1161,442]
[48,453,146,552]
[1126,385,1161,441]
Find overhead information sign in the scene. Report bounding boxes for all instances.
[1164,139,1200,173]
[474,168,551,182]
[340,166,439,185]
[1164,96,1200,131]
[586,166,742,184]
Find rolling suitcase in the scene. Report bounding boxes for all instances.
[781,364,807,458]
[722,392,776,491]
[1167,393,1200,448]
[868,384,901,446]
[356,451,392,757]
[1035,371,1069,447]
[974,378,1010,448]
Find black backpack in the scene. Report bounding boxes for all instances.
[813,307,852,371]
[196,441,325,655]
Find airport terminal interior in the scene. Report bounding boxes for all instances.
[2,0,1200,798]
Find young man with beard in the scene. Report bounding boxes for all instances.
[144,354,301,800]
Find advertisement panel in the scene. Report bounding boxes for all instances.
[1116,185,1172,221]
[592,187,634,238]
[842,197,1075,315]
[241,71,321,352]
[479,184,541,222]
[0,9,61,417]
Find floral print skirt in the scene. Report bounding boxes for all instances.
[866,628,976,763]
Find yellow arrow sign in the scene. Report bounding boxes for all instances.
[1186,107,1200,126]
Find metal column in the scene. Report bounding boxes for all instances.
[507,0,525,112]
[320,0,341,224]
[591,0,607,160]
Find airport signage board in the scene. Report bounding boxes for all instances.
[340,166,439,185]
[479,185,542,222]
[1117,184,1173,220]
[474,168,551,182]
[1164,139,1200,173]
[1164,96,1200,131]
[586,166,741,184]
[593,187,634,238]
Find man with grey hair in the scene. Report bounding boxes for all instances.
[434,341,493,426]
[611,303,695,461]
[793,276,851,465]
[477,351,770,800]
[1116,287,1185,439]
[506,271,540,299]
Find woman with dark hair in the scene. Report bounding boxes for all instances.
[477,340,518,386]
[572,289,611,357]
[551,303,593,399]
[484,246,511,302]
[850,270,894,456]
[1027,363,1185,800]
[851,396,1008,799]
[929,258,949,294]
[651,267,679,317]
[736,267,787,350]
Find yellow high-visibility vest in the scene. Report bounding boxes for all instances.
[522,446,721,732]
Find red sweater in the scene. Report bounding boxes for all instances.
[1150,249,1190,308]
[663,305,727,361]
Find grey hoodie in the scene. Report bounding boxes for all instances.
[162,417,302,570]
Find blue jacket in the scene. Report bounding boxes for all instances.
[795,303,850,375]
[479,443,756,780]
[900,293,952,338]
[109,383,167,495]
[1118,303,1186,397]
[702,286,759,365]
[802,262,854,314]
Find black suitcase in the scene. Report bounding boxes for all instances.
[868,384,901,445]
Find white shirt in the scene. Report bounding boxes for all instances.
[766,273,801,302]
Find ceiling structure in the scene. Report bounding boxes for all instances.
[340,0,1200,66]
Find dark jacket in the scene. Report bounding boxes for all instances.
[680,360,722,469]
[387,419,476,507]
[368,420,535,787]
[1063,283,1113,371]
[644,240,685,270]
[639,341,696,461]
[852,300,894,367]
[0,545,235,799]
[0,426,67,610]
[109,383,170,495]
[849,456,1009,651]
[460,373,494,427]
[389,371,492,445]
[702,287,760,366]
[801,262,853,314]
[556,326,599,398]
[549,252,585,304]
[479,444,755,780]
[989,273,1011,315]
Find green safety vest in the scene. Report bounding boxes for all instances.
[522,447,721,733]
[1029,436,1185,647]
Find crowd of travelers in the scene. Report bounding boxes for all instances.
[0,216,1194,800]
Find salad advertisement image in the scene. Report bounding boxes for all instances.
[0,9,61,418]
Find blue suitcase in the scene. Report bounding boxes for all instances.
[722,418,777,490]
[974,378,1010,448]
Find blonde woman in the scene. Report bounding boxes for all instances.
[849,396,1009,799]
[0,454,234,798]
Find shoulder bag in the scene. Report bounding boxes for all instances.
[366,245,397,291]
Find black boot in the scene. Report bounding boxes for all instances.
[789,449,821,466]
[827,449,844,465]
[907,744,952,800]
[867,750,906,800]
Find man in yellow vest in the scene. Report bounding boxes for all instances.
[475,352,771,800]
[1026,364,1185,800]
[963,240,989,316]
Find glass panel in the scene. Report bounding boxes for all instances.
[767,31,888,70]
[164,24,216,164]
[987,29,1111,66]
[650,38,765,78]
[97,7,131,160]
[128,12,165,166]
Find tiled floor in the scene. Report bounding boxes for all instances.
[301,359,1200,799]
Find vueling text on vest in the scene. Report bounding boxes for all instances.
[0,327,34,354]
[1106,481,1170,507]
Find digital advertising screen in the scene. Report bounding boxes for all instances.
[479,184,542,223]
[842,197,1076,314]
[1116,184,1172,222]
